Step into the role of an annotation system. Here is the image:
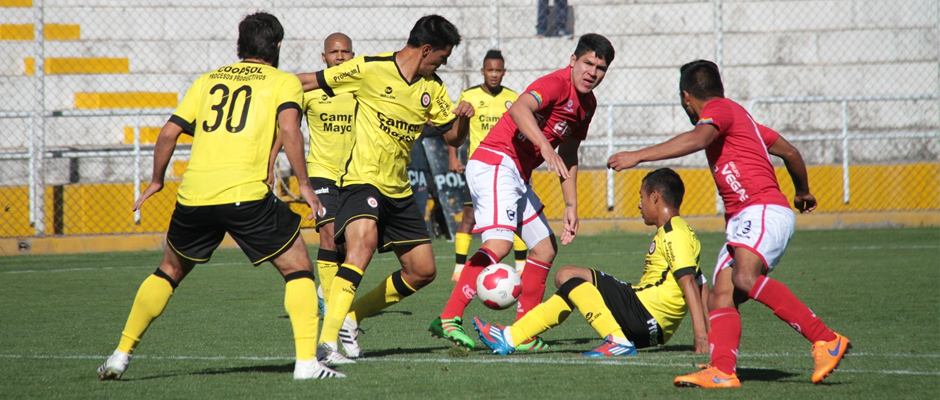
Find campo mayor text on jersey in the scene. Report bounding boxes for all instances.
[316,53,456,198]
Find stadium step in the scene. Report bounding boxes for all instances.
[76,92,177,109]
[25,57,129,75]
[0,0,32,7]
[123,127,193,145]
[0,24,80,40]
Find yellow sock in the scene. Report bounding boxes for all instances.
[454,232,472,278]
[349,270,417,321]
[507,294,571,346]
[320,264,363,345]
[513,235,527,272]
[284,273,319,360]
[567,280,626,339]
[117,273,175,354]
[316,259,338,306]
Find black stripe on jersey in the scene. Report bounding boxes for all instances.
[672,266,697,280]
[634,269,670,293]
[663,219,674,233]
[364,54,395,63]
[421,117,456,138]
[337,102,359,186]
[277,101,301,115]
[316,70,334,97]
[169,114,194,135]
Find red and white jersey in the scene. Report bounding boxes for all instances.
[474,66,596,180]
[698,98,790,219]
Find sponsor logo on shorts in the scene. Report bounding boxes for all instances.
[367,197,378,208]
[505,203,517,222]
[737,220,752,239]
[314,188,330,195]
[421,92,431,107]
[649,241,656,254]
[647,317,660,346]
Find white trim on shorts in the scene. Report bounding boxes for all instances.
[712,204,795,282]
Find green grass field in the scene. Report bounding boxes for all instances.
[1,227,938,399]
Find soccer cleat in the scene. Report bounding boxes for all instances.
[338,315,361,359]
[581,335,637,357]
[811,332,852,384]
[515,336,550,352]
[429,316,476,349]
[472,317,515,355]
[674,366,741,388]
[293,359,345,380]
[451,265,463,282]
[97,350,132,380]
[316,342,356,366]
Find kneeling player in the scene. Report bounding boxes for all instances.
[474,168,710,356]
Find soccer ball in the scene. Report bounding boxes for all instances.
[476,263,522,310]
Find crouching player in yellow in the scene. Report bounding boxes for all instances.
[474,168,710,356]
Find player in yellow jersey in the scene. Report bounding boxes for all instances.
[448,50,529,282]
[295,15,474,366]
[474,168,710,357]
[96,13,343,381]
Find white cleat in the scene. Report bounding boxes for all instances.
[339,315,361,359]
[317,342,356,366]
[293,359,345,380]
[97,350,132,380]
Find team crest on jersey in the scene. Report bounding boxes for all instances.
[649,241,656,254]
[421,92,431,107]
[505,101,513,109]
[367,197,378,208]
[563,99,574,112]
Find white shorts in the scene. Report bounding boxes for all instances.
[713,204,795,281]
[465,149,552,247]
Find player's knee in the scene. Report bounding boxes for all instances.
[553,265,578,288]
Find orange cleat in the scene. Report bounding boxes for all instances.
[674,366,741,388]
[811,332,852,384]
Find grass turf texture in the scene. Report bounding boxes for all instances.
[1,228,937,399]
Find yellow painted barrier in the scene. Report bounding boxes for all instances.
[123,127,193,144]
[76,92,177,109]
[0,24,80,40]
[26,57,129,75]
[0,0,32,7]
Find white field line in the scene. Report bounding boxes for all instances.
[2,243,937,275]
[1,352,938,376]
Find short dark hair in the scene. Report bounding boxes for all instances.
[680,60,724,100]
[483,49,504,68]
[237,12,284,64]
[642,168,685,209]
[407,14,461,50]
[574,33,615,65]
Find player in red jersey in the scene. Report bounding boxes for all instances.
[429,34,615,351]
[608,60,850,387]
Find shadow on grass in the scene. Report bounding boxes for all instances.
[737,367,800,383]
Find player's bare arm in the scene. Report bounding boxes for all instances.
[278,107,321,220]
[678,273,709,354]
[510,93,568,179]
[267,134,283,187]
[558,138,581,245]
[133,121,184,211]
[296,72,321,92]
[607,123,719,171]
[443,100,474,148]
[767,134,817,213]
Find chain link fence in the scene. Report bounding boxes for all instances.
[1,0,937,238]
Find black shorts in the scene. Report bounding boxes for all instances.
[166,193,302,266]
[592,269,665,349]
[334,184,430,253]
[309,177,340,230]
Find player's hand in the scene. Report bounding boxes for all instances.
[449,154,465,174]
[132,181,163,211]
[560,205,579,245]
[266,169,276,188]
[607,151,641,171]
[298,184,323,221]
[452,100,475,119]
[542,147,570,179]
[793,193,817,214]
[693,334,708,354]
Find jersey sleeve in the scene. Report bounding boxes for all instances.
[697,100,733,136]
[277,74,303,116]
[523,74,563,111]
[316,55,366,97]
[428,81,456,128]
[169,77,202,134]
[667,227,700,280]
[757,123,781,148]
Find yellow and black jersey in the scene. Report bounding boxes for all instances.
[171,61,302,206]
[457,85,517,158]
[633,216,702,343]
[315,52,456,198]
[303,90,356,181]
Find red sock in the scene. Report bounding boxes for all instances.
[515,258,551,320]
[441,247,498,319]
[708,307,742,375]
[749,275,836,343]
